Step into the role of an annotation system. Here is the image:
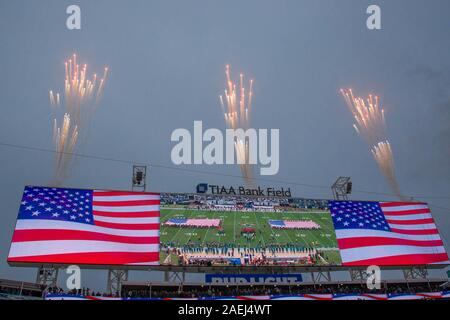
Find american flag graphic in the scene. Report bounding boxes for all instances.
[268,220,320,230]
[329,201,449,266]
[7,186,160,266]
[164,218,221,228]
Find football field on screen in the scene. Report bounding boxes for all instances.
[159,208,342,265]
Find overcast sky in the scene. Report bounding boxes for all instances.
[1,0,449,291]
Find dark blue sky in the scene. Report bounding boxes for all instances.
[1,0,449,290]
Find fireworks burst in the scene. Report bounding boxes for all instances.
[53,114,79,180]
[219,65,254,186]
[340,88,403,199]
[49,54,108,183]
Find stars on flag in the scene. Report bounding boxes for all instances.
[329,200,390,232]
[18,186,94,225]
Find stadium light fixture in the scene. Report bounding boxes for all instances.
[132,165,147,191]
[331,177,352,200]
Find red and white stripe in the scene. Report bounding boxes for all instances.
[8,190,160,266]
[270,294,333,300]
[387,292,443,300]
[336,202,449,266]
[271,220,320,230]
[44,292,449,300]
[164,218,221,228]
[332,294,387,300]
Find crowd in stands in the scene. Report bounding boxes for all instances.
[4,278,445,300]
[162,241,319,254]
[161,240,325,266]
[161,193,191,205]
[160,193,329,213]
[45,286,120,297]
[122,282,447,299]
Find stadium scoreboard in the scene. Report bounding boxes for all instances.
[7,185,450,268]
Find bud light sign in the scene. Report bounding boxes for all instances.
[205,274,302,284]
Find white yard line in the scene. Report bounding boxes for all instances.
[315,213,339,247]
[282,213,308,247]
[201,209,218,245]
[161,209,184,244]
[253,211,265,246]
[233,211,236,243]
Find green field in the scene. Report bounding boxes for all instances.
[160,207,342,265]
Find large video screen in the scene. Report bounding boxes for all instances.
[7,186,449,267]
[160,193,449,267]
[8,186,160,266]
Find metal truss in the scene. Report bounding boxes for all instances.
[403,266,429,281]
[36,266,59,288]
[349,268,369,282]
[310,270,331,283]
[164,271,186,283]
[107,269,129,296]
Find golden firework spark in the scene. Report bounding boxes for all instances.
[340,88,403,199]
[371,141,402,198]
[53,113,79,181]
[219,65,254,186]
[49,54,108,183]
[340,88,387,146]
